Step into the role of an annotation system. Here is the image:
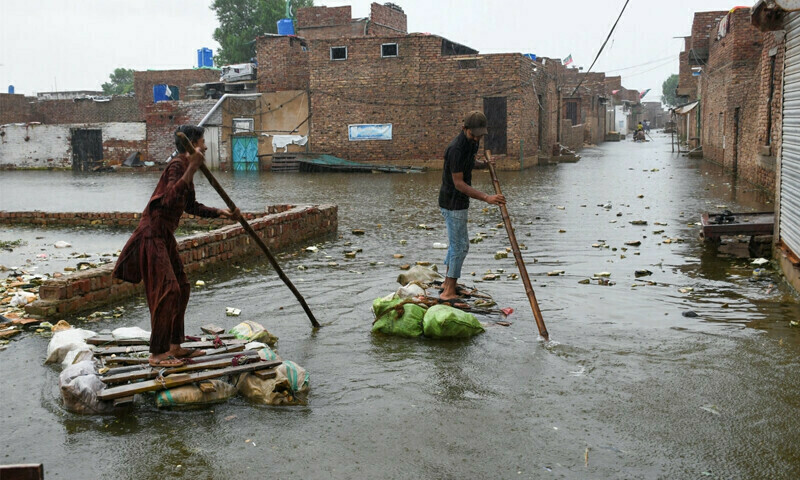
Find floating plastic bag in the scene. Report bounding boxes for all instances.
[422,304,484,339]
[237,360,309,406]
[229,321,277,346]
[397,265,442,286]
[59,360,116,414]
[155,380,237,408]
[45,328,97,365]
[111,327,150,341]
[371,297,426,338]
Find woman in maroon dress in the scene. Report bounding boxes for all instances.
[113,125,239,367]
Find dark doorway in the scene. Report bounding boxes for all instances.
[483,97,507,155]
[71,129,103,171]
[565,100,579,126]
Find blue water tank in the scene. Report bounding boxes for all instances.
[8,85,14,94]
[524,53,536,61]
[197,47,213,68]
[277,18,295,35]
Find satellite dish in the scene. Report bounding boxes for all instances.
[776,0,800,11]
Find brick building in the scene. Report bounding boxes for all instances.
[561,69,610,145]
[133,69,220,116]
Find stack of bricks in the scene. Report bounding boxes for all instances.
[25,204,338,317]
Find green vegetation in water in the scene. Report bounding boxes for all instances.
[0,239,27,251]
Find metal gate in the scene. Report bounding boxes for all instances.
[781,12,800,255]
[232,136,258,171]
[71,129,103,171]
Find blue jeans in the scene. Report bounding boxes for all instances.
[441,207,469,279]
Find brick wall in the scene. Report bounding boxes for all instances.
[560,119,583,151]
[34,96,141,124]
[0,208,286,229]
[701,8,763,174]
[535,57,562,158]
[133,69,220,117]
[369,2,407,34]
[145,99,219,162]
[0,94,40,124]
[297,6,352,28]
[25,204,338,317]
[307,34,545,169]
[256,36,310,92]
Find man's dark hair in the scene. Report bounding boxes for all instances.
[174,125,205,153]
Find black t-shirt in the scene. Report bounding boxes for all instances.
[439,132,479,211]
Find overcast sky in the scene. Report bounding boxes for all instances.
[1,0,744,101]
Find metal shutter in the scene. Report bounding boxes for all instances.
[781,12,800,255]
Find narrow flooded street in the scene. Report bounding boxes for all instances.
[2,133,800,479]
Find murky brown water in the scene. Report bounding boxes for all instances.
[2,133,800,479]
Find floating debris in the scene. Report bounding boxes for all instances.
[634,270,653,277]
[494,251,508,260]
[433,242,447,249]
[630,220,647,226]
[305,246,319,253]
[547,270,564,276]
[195,280,206,287]
[678,287,694,293]
[226,307,242,316]
[54,241,72,249]
[625,241,641,247]
[393,254,404,259]
[351,229,365,235]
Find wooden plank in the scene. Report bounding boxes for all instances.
[101,344,246,366]
[198,381,217,393]
[86,335,149,346]
[254,369,278,380]
[180,339,248,349]
[97,360,282,400]
[0,329,21,339]
[113,396,135,407]
[101,355,262,385]
[0,464,44,480]
[93,345,149,355]
[201,324,226,335]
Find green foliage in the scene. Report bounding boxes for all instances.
[101,68,134,95]
[661,74,680,108]
[211,0,314,66]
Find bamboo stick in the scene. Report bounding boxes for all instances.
[176,132,320,328]
[485,151,550,341]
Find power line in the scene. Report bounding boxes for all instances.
[603,54,676,73]
[569,0,631,97]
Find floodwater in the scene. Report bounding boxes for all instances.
[2,133,800,479]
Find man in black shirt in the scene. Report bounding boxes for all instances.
[438,111,505,302]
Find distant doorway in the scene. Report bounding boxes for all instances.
[71,129,103,171]
[483,96,507,155]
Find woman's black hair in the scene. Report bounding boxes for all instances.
[174,125,205,153]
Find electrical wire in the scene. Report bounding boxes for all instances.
[569,0,631,97]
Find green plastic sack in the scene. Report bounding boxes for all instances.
[422,304,485,339]
[371,297,425,338]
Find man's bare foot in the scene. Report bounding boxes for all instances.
[440,277,460,301]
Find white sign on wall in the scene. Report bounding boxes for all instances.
[348,124,392,141]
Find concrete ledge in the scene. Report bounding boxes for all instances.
[777,242,800,295]
[25,204,338,317]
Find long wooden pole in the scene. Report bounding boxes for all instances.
[176,132,320,328]
[485,151,549,341]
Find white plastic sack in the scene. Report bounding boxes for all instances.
[396,283,426,299]
[397,265,443,286]
[10,291,36,306]
[59,360,115,414]
[61,347,94,369]
[45,328,97,365]
[111,326,150,340]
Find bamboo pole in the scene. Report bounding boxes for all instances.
[485,151,549,341]
[176,132,320,328]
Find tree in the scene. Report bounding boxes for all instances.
[211,0,314,66]
[661,74,679,108]
[101,68,135,95]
